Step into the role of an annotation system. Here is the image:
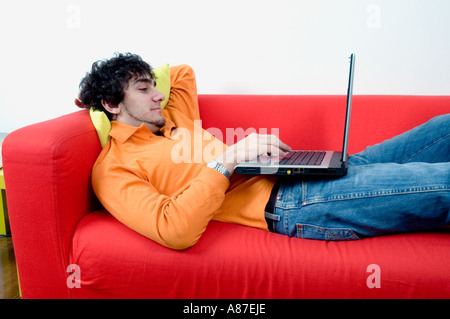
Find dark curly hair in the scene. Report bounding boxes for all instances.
[78,52,155,119]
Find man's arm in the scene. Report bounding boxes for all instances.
[92,161,230,250]
[163,65,201,122]
[214,133,292,175]
[163,65,291,175]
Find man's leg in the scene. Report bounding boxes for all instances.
[350,113,450,165]
[272,114,450,240]
[273,161,450,240]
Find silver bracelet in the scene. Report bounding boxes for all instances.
[206,160,232,179]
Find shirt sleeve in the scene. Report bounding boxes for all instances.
[92,159,230,250]
[163,64,201,122]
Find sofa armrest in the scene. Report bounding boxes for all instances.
[2,110,101,298]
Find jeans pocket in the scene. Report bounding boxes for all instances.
[296,223,360,241]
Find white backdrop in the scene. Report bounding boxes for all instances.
[1,0,449,132]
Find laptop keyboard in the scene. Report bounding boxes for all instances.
[279,151,326,166]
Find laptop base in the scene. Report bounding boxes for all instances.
[234,152,347,177]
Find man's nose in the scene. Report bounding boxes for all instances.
[153,89,165,102]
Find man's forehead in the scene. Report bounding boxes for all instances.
[130,74,155,86]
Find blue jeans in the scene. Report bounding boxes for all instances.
[267,114,450,240]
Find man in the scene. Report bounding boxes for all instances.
[79,52,450,250]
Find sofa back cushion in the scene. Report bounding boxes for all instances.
[198,95,450,154]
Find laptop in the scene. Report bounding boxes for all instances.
[234,53,355,177]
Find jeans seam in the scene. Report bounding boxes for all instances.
[275,182,291,235]
[296,223,361,240]
[304,186,449,205]
[302,179,307,205]
[400,132,450,164]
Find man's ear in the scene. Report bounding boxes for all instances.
[101,99,121,115]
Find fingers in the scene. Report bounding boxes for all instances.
[267,144,290,157]
[253,134,292,155]
[238,133,292,161]
[215,133,293,170]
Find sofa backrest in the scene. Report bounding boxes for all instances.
[198,94,450,154]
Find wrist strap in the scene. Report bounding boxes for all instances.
[206,160,232,179]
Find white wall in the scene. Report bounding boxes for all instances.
[1,0,449,132]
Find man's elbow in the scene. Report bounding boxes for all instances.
[160,229,203,251]
[163,235,200,251]
[154,215,209,250]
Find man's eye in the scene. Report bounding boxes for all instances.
[139,88,148,92]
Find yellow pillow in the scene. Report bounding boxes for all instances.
[89,63,170,147]
[90,108,111,148]
[154,63,170,109]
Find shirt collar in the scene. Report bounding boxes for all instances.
[110,119,177,144]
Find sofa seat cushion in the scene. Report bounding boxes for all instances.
[70,210,450,299]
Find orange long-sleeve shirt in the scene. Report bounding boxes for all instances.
[91,65,276,250]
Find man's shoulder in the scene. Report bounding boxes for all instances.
[92,142,115,171]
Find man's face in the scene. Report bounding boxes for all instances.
[115,74,166,133]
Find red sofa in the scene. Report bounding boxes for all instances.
[3,94,450,299]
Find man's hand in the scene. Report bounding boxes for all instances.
[214,133,292,175]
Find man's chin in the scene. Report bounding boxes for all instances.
[155,117,166,128]
[152,117,166,130]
